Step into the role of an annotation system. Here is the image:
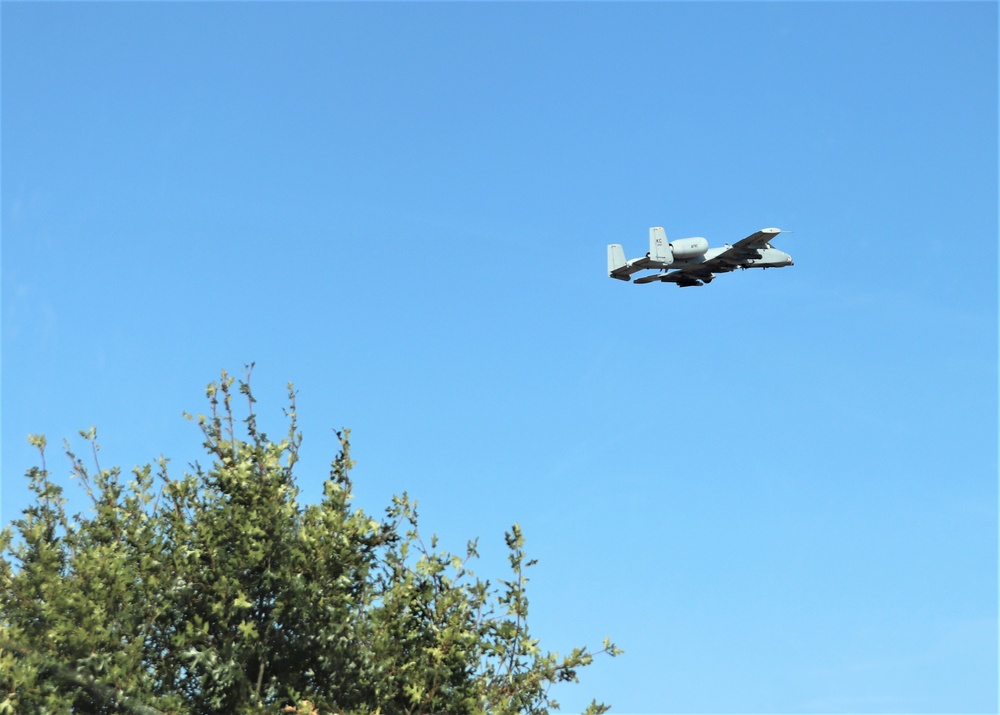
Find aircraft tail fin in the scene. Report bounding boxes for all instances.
[649,227,672,266]
[607,244,630,281]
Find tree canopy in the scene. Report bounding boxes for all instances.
[1,370,620,715]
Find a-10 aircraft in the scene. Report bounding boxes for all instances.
[608,226,793,287]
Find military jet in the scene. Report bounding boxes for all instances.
[608,226,793,287]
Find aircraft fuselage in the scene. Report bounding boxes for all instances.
[672,245,794,272]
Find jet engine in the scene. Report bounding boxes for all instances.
[670,237,709,259]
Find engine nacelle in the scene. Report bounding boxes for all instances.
[670,237,709,259]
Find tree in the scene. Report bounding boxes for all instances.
[1,369,621,715]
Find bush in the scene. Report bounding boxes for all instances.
[0,369,620,715]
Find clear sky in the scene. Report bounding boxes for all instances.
[2,3,997,713]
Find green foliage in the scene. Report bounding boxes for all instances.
[1,369,620,714]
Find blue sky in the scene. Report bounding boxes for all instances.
[2,3,997,713]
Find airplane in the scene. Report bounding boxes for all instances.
[608,226,793,287]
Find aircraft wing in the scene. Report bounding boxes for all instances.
[634,270,709,288]
[661,271,707,287]
[704,228,783,268]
